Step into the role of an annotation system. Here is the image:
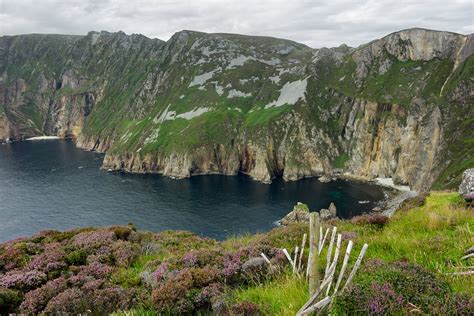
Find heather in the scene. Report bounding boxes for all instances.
[0,192,472,314]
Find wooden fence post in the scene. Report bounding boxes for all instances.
[308,212,321,295]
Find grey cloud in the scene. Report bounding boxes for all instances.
[0,0,472,48]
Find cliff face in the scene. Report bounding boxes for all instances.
[0,28,472,191]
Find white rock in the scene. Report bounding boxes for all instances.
[176,107,211,120]
[25,136,60,141]
[375,177,411,191]
[188,68,220,87]
[264,77,309,109]
[227,89,251,98]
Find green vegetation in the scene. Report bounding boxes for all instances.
[332,153,350,168]
[1,30,472,189]
[228,192,473,314]
[432,54,474,190]
[231,274,308,315]
[244,105,292,127]
[2,192,471,314]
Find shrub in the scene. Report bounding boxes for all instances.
[351,213,389,228]
[191,267,222,288]
[182,251,199,267]
[71,229,116,251]
[0,270,47,291]
[26,243,65,272]
[152,270,194,313]
[78,262,114,279]
[334,260,473,314]
[35,230,76,243]
[152,267,222,313]
[0,287,22,314]
[65,249,88,266]
[19,277,68,313]
[43,288,90,313]
[180,248,223,267]
[87,245,114,265]
[341,231,358,241]
[226,301,264,315]
[0,243,29,271]
[223,251,242,280]
[111,240,140,266]
[194,282,225,307]
[152,263,169,282]
[112,226,134,241]
[88,285,132,313]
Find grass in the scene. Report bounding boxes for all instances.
[244,105,292,128]
[6,191,469,315]
[231,192,473,314]
[231,273,308,315]
[332,153,350,168]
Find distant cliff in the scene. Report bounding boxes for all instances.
[0,28,472,190]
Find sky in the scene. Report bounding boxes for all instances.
[0,0,472,48]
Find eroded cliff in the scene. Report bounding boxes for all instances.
[0,28,472,191]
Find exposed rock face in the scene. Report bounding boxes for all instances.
[0,114,11,141]
[278,203,310,226]
[0,28,472,190]
[459,169,474,199]
[318,175,331,183]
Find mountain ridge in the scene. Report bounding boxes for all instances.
[0,28,472,190]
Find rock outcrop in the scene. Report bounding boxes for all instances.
[320,202,337,221]
[0,28,472,190]
[459,169,474,200]
[278,202,310,226]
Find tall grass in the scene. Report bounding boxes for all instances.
[232,273,309,315]
[232,192,473,313]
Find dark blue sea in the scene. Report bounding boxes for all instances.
[0,140,384,242]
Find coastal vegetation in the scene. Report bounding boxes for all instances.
[1,28,472,191]
[1,191,472,314]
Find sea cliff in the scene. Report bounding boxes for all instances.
[1,29,472,190]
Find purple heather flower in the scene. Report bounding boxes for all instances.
[71,229,116,251]
[182,252,199,267]
[152,263,169,281]
[223,252,241,277]
[0,269,47,290]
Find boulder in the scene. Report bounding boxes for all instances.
[278,202,310,225]
[459,168,474,200]
[319,209,332,220]
[372,206,383,212]
[318,175,331,183]
[320,202,337,220]
[329,202,337,217]
[242,257,266,272]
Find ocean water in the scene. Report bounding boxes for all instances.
[0,140,385,242]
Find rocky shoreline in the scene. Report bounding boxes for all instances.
[277,176,419,225]
[4,135,419,217]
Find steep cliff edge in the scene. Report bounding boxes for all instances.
[0,28,472,191]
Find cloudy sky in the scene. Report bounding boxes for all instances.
[0,0,472,48]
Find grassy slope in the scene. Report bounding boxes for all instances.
[108,192,472,315]
[229,192,473,315]
[0,192,471,314]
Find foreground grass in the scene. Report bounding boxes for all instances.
[337,192,473,293]
[119,191,473,315]
[232,273,308,315]
[2,191,471,314]
[231,192,473,314]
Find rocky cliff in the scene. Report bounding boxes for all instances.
[0,28,472,191]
